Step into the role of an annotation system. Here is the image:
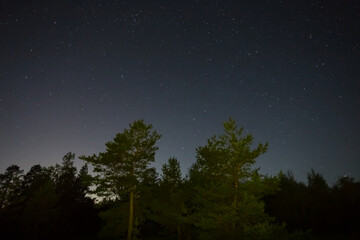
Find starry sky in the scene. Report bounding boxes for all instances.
[1,0,359,184]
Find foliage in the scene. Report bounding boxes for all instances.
[80,120,161,200]
[0,165,24,208]
[148,157,190,239]
[265,170,360,237]
[0,153,98,240]
[188,118,282,240]
[80,119,161,240]
[0,119,359,239]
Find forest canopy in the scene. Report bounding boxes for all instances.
[0,119,359,240]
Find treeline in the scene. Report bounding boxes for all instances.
[0,153,99,240]
[265,170,360,238]
[0,119,359,240]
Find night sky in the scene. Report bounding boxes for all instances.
[1,0,359,184]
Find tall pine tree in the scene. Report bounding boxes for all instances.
[80,120,161,240]
[188,118,282,240]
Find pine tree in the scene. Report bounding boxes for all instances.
[80,120,161,240]
[0,165,24,208]
[188,118,282,240]
[150,157,188,239]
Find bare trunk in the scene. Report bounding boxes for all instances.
[127,190,134,240]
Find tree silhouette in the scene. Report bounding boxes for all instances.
[1,119,359,240]
[80,120,161,240]
[148,157,189,239]
[0,165,24,208]
[264,171,308,231]
[0,165,24,239]
[23,179,59,240]
[0,154,100,240]
[305,170,330,232]
[54,152,99,240]
[331,175,360,233]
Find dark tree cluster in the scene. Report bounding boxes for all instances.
[265,170,360,239]
[1,119,359,240]
[0,153,100,240]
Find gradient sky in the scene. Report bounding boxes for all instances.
[1,0,359,184]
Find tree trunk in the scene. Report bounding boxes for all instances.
[127,190,134,240]
[233,179,238,207]
[232,179,239,240]
[33,220,39,240]
[177,225,181,240]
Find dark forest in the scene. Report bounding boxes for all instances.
[1,119,359,240]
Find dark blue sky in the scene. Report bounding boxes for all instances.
[1,0,359,184]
